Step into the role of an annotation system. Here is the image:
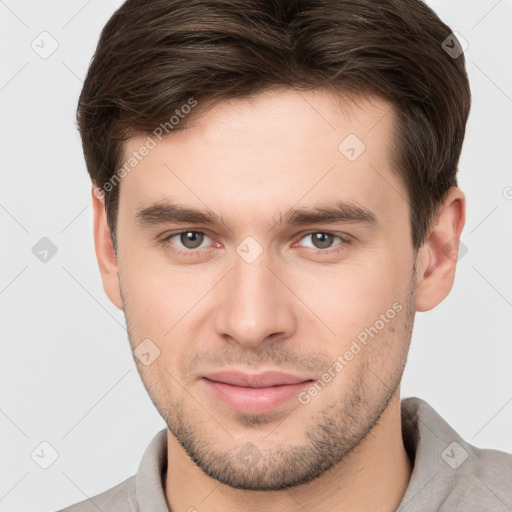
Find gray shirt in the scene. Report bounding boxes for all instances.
[56,397,512,511]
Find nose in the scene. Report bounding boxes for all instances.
[213,247,297,350]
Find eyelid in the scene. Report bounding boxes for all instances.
[293,231,352,251]
[160,229,352,257]
[159,229,216,254]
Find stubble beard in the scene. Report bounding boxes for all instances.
[122,265,417,490]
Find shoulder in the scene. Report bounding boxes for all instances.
[55,474,137,512]
[54,429,169,512]
[446,442,512,509]
[400,397,512,511]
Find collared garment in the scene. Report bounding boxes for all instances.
[56,397,512,512]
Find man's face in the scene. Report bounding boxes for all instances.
[114,88,418,490]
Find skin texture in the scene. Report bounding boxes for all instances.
[92,88,465,512]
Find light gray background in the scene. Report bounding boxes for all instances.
[1,1,511,511]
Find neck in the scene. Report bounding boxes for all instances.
[165,391,411,512]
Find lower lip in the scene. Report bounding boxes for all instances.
[202,378,312,415]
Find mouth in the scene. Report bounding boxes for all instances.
[201,370,314,415]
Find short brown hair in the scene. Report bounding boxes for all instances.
[77,0,471,253]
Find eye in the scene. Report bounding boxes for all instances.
[162,230,213,253]
[159,230,350,258]
[296,232,349,252]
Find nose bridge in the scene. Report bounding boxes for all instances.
[214,245,296,348]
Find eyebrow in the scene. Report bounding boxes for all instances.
[135,200,377,230]
[276,202,377,228]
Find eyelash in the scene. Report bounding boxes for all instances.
[159,230,352,257]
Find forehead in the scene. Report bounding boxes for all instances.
[118,88,407,232]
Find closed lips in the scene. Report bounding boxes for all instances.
[202,371,313,388]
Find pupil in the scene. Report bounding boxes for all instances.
[181,231,203,249]
[313,233,333,249]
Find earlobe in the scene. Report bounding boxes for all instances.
[91,186,124,310]
[414,187,466,312]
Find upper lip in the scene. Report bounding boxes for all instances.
[203,370,313,388]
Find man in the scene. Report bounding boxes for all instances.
[58,0,512,510]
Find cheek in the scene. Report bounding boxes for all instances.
[120,258,221,347]
[120,235,411,346]
[293,260,406,337]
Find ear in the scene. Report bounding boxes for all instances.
[91,186,124,310]
[414,186,466,312]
